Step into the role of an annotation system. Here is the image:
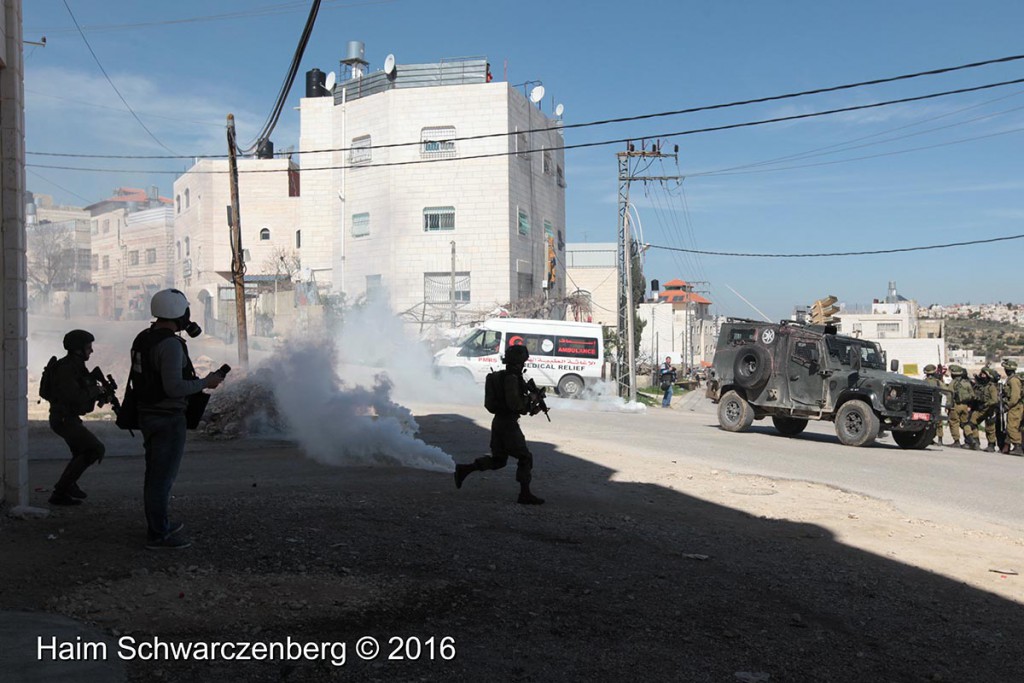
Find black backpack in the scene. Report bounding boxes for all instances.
[38,356,61,403]
[484,369,508,414]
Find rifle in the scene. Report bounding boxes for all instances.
[525,377,551,422]
[89,367,121,416]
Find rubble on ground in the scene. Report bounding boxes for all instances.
[198,367,287,439]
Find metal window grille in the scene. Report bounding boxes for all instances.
[424,272,471,304]
[421,126,456,158]
[349,135,372,164]
[145,249,157,265]
[518,209,529,235]
[259,228,270,240]
[423,206,455,232]
[352,212,370,237]
[128,251,139,266]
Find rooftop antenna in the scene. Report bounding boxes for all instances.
[323,71,336,93]
[529,84,545,108]
[554,103,564,118]
[383,53,397,80]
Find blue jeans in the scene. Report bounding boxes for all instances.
[140,412,188,541]
[662,384,673,407]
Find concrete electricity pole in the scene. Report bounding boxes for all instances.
[226,114,249,370]
[616,141,680,401]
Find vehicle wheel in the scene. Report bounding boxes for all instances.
[834,400,879,447]
[557,374,584,399]
[893,426,935,450]
[718,390,754,432]
[733,345,772,391]
[772,416,808,437]
[448,368,474,383]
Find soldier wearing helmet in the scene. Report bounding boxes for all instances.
[129,289,226,549]
[946,365,973,449]
[42,329,107,505]
[453,342,545,505]
[1001,359,1022,456]
[922,364,949,446]
[966,367,999,452]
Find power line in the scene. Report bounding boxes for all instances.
[30,74,1024,175]
[646,233,1024,258]
[25,88,226,128]
[61,0,177,155]
[27,169,93,203]
[27,52,1024,160]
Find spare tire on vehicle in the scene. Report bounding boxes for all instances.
[733,344,772,391]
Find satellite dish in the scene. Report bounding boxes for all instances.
[324,71,336,92]
[384,53,396,76]
[554,103,564,117]
[529,84,545,103]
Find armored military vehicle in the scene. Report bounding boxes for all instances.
[705,318,940,448]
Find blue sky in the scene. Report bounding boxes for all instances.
[23,0,1024,320]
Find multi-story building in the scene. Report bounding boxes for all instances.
[86,187,174,319]
[25,192,91,304]
[564,242,617,328]
[298,46,566,329]
[171,158,301,332]
[637,279,715,370]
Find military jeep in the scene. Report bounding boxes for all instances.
[705,318,940,448]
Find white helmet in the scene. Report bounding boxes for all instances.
[150,288,189,319]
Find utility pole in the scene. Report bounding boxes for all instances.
[616,141,681,400]
[450,240,457,328]
[226,114,249,370]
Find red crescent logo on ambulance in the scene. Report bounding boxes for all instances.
[508,335,524,347]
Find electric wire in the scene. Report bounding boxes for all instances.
[31,75,1024,175]
[27,52,1024,160]
[646,233,1024,258]
[27,169,92,204]
[61,0,177,155]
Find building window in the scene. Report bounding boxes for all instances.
[876,322,901,339]
[91,254,99,271]
[184,188,190,208]
[102,255,110,270]
[176,241,181,260]
[544,220,554,239]
[288,168,300,197]
[424,272,471,304]
[102,219,110,234]
[260,228,271,240]
[516,127,528,158]
[185,237,190,256]
[420,126,456,158]
[518,208,530,236]
[350,135,371,164]
[517,273,533,300]
[176,195,181,213]
[423,206,455,232]
[146,248,157,265]
[543,148,553,175]
[295,229,301,249]
[128,250,139,266]
[91,220,98,235]
[557,164,565,188]
[366,274,383,300]
[351,212,370,238]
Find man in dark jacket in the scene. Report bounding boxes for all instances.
[453,344,544,505]
[131,289,224,549]
[46,330,106,506]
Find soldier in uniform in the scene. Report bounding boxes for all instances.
[922,364,949,446]
[967,367,999,452]
[46,330,107,506]
[1001,359,1022,456]
[453,344,545,505]
[946,365,973,449]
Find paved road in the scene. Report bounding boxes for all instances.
[519,390,1024,533]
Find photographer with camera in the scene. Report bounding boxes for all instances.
[40,330,107,506]
[130,289,227,549]
[453,344,545,505]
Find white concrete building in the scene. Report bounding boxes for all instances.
[172,158,301,333]
[564,242,617,328]
[298,52,566,329]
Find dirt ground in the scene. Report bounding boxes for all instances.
[3,409,1024,682]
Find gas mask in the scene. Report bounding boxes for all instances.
[178,307,202,338]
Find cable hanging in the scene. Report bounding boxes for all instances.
[645,233,1024,258]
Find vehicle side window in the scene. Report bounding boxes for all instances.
[460,330,502,357]
[506,333,555,357]
[791,340,817,367]
[728,328,755,344]
[556,336,599,358]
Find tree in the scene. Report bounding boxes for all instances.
[26,221,75,299]
[261,247,301,284]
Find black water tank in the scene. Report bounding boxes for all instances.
[256,139,274,159]
[305,68,326,98]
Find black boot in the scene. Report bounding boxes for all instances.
[517,484,544,505]
[454,463,476,489]
[984,443,997,453]
[48,489,82,506]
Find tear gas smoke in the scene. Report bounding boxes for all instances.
[547,380,647,414]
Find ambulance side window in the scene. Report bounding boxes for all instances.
[459,330,502,357]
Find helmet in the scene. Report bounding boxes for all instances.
[503,345,530,365]
[923,364,937,374]
[151,288,190,319]
[978,367,994,380]
[1001,359,1018,372]
[63,329,95,352]
[948,364,965,377]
